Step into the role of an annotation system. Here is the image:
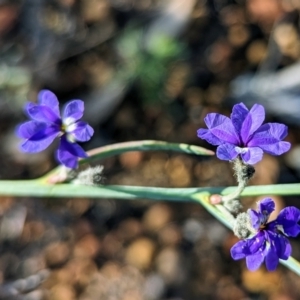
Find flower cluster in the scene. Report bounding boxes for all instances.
[16,93,299,273]
[197,103,290,165]
[17,90,94,169]
[231,198,300,271]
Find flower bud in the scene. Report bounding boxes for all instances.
[72,165,104,186]
[223,199,242,213]
[233,212,252,239]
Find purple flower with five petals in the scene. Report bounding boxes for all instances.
[231,198,300,271]
[17,90,94,169]
[197,103,291,164]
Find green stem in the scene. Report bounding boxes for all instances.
[2,182,300,198]
[42,140,214,180]
[0,181,199,200]
[81,140,214,163]
[1,180,299,274]
[222,158,250,202]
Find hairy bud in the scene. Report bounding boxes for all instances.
[233,212,253,239]
[233,158,255,184]
[72,165,104,186]
[223,199,242,213]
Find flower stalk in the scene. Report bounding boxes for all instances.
[221,157,255,212]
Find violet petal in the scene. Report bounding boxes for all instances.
[269,231,291,260]
[17,121,47,139]
[230,103,249,135]
[203,113,240,144]
[248,209,261,230]
[259,141,291,156]
[25,103,61,123]
[240,104,265,144]
[240,147,263,165]
[258,198,275,217]
[56,136,87,168]
[247,232,265,254]
[63,100,84,123]
[245,247,266,271]
[230,240,249,260]
[264,243,279,271]
[248,123,290,156]
[37,90,60,117]
[68,121,94,142]
[20,126,59,153]
[197,128,223,146]
[276,207,300,237]
[216,143,239,161]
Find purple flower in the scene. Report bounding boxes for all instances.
[231,198,300,271]
[197,103,291,164]
[17,90,94,169]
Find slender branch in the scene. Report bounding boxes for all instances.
[42,140,214,181]
[221,158,255,207]
[83,140,214,163]
[0,180,299,275]
[1,181,300,199]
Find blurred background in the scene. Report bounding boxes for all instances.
[1,0,300,299]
